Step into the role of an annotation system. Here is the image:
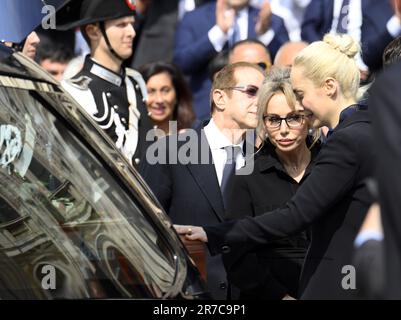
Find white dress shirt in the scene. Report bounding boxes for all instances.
[203,119,245,186]
[387,15,401,38]
[178,0,196,21]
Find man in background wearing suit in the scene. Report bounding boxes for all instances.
[174,0,288,121]
[140,62,265,299]
[363,0,401,72]
[131,0,215,68]
[301,0,395,74]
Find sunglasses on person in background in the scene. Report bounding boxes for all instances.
[263,112,310,129]
[223,85,259,98]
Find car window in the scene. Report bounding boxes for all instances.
[0,85,182,299]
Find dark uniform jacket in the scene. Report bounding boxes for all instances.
[62,56,152,168]
[205,108,375,299]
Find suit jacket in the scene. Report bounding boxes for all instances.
[131,0,215,68]
[361,0,394,72]
[205,109,375,299]
[173,2,289,121]
[369,61,401,299]
[353,239,384,299]
[301,0,394,71]
[301,0,334,43]
[139,125,230,299]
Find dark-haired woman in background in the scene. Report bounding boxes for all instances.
[139,62,195,136]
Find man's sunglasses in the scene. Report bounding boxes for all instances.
[222,85,259,97]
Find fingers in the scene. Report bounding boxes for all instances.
[216,0,234,34]
[188,228,208,243]
[255,1,272,35]
[185,233,200,241]
[174,225,208,242]
[174,224,192,235]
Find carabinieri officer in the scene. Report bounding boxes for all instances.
[57,0,152,167]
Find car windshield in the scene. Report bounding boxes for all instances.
[0,79,184,299]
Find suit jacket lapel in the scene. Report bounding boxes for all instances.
[186,127,225,222]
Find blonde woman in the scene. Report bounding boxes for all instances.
[224,67,320,300]
[176,34,375,299]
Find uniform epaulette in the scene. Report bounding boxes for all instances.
[66,75,93,90]
[125,68,148,102]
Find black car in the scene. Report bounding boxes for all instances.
[0,44,208,299]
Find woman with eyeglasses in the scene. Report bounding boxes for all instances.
[222,67,320,300]
[139,62,195,136]
[175,34,375,299]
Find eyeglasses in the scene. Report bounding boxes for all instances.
[223,85,259,98]
[263,113,308,129]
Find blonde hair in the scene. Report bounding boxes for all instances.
[256,67,320,149]
[293,34,360,100]
[256,67,295,140]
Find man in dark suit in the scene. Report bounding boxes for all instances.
[140,62,265,299]
[131,0,215,68]
[300,0,334,43]
[301,0,395,72]
[367,60,401,299]
[362,0,401,72]
[173,0,289,121]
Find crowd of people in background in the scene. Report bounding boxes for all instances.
[7,0,401,300]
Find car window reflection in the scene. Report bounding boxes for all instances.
[0,86,179,299]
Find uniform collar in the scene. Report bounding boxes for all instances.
[84,55,125,87]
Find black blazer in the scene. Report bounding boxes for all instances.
[353,239,384,299]
[205,109,375,299]
[223,141,320,299]
[139,125,229,299]
[369,62,401,299]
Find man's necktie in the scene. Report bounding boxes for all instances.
[221,146,241,209]
[229,15,241,48]
[336,0,350,34]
